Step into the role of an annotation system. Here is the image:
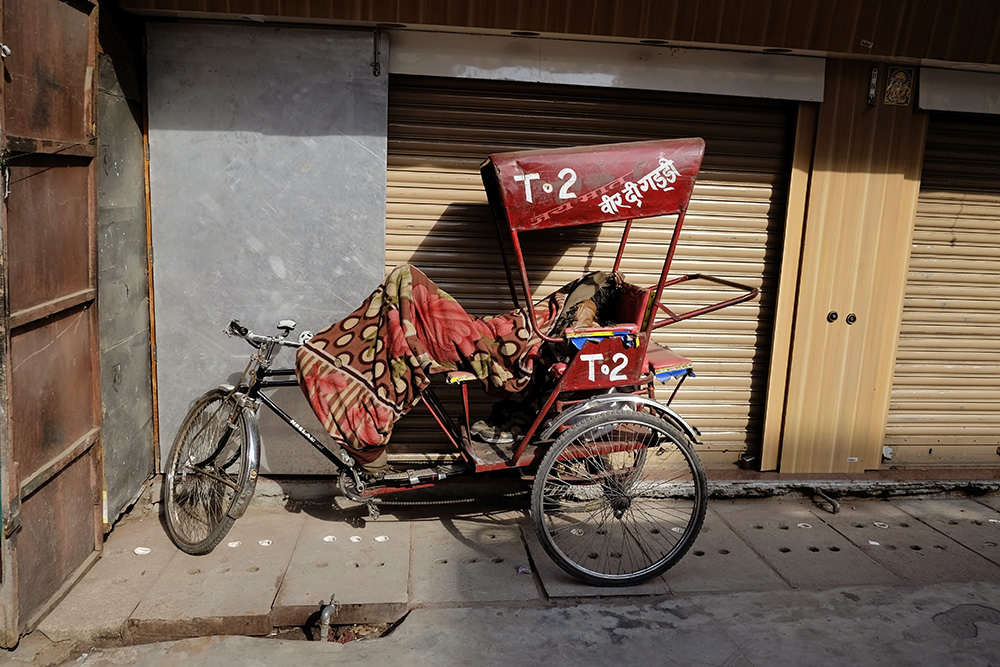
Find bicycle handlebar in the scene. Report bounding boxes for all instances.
[227,319,305,349]
[229,320,250,337]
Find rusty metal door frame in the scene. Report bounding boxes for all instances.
[0,0,12,643]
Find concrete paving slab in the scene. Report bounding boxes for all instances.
[715,583,1000,667]
[69,600,751,667]
[272,512,410,627]
[519,517,672,597]
[713,498,903,589]
[366,601,748,666]
[975,494,1000,513]
[128,507,305,642]
[668,507,789,594]
[38,515,177,644]
[63,583,1000,667]
[894,498,1000,568]
[814,500,1000,584]
[7,624,79,665]
[409,513,541,604]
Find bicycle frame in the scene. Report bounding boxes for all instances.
[249,365,492,482]
[226,323,357,476]
[226,324,506,502]
[248,368,356,470]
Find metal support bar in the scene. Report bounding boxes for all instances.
[372,29,381,76]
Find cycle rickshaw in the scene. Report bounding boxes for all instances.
[163,137,758,586]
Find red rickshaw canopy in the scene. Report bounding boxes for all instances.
[481,137,705,233]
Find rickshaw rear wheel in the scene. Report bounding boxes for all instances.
[530,410,707,586]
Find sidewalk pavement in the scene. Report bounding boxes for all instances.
[9,486,1000,666]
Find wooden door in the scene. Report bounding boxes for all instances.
[777,60,927,474]
[0,0,103,645]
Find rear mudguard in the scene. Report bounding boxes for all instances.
[539,394,702,444]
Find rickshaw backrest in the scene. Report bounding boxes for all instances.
[610,282,651,330]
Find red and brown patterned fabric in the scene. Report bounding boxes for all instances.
[295,264,568,467]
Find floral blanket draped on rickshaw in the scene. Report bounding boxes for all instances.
[295,264,570,469]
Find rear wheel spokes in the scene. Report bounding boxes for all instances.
[531,411,706,585]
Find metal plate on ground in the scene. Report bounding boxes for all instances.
[667,508,790,594]
[272,511,410,627]
[713,498,902,589]
[894,498,1000,568]
[128,508,304,641]
[409,514,541,604]
[813,500,999,584]
[520,517,671,597]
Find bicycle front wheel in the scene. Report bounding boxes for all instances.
[531,410,707,586]
[164,388,252,554]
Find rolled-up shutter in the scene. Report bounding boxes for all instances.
[886,113,1000,466]
[386,75,794,467]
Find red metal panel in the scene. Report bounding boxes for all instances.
[16,451,97,622]
[6,157,93,316]
[558,335,647,391]
[10,309,97,480]
[482,138,704,232]
[2,0,92,143]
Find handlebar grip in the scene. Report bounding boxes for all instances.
[229,320,249,337]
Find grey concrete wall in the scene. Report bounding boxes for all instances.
[147,24,388,473]
[97,52,155,522]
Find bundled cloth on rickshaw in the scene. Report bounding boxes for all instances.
[295,264,619,471]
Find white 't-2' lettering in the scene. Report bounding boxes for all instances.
[513,172,540,203]
[514,169,579,203]
[558,168,578,199]
[580,352,629,382]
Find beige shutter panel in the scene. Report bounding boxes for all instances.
[386,76,793,467]
[886,114,1000,467]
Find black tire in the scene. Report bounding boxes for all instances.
[164,388,251,554]
[531,410,707,586]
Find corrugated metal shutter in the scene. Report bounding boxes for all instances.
[886,113,1000,466]
[386,75,794,466]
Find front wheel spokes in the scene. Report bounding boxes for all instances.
[184,464,243,491]
[164,388,251,556]
[200,427,241,469]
